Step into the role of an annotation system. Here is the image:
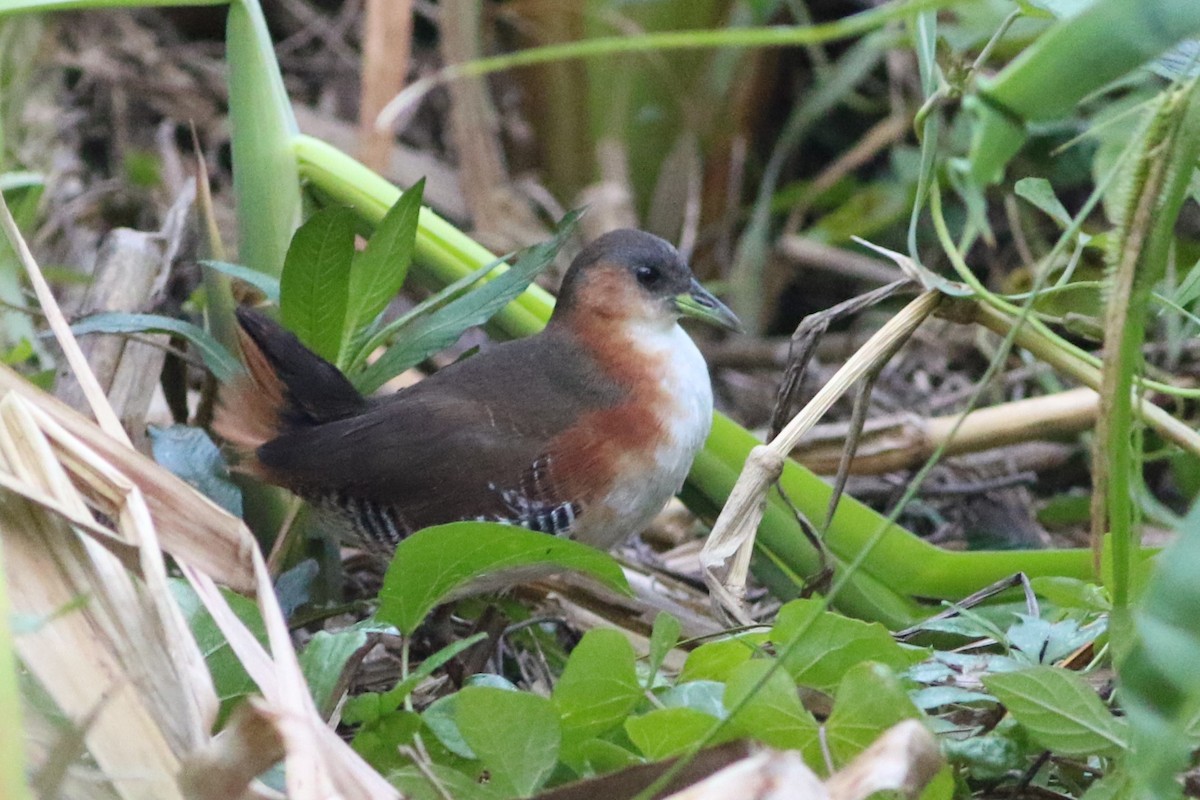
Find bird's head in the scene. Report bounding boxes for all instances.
[552,230,742,334]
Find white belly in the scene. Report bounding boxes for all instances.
[585,323,714,548]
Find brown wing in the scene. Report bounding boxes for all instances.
[256,329,625,531]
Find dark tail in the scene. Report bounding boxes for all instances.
[214,307,366,473]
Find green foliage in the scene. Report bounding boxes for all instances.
[553,629,641,753]
[148,426,242,517]
[983,667,1128,757]
[770,598,927,692]
[69,312,240,381]
[354,208,580,394]
[376,523,630,636]
[169,579,265,727]
[279,206,357,363]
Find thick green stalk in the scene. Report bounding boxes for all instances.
[1095,79,1200,610]
[225,0,302,277]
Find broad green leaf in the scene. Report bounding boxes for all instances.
[646,612,681,685]
[657,681,726,719]
[279,206,356,363]
[724,659,820,757]
[456,686,561,797]
[983,666,1128,757]
[678,633,765,683]
[345,632,488,728]
[422,694,476,759]
[351,709,422,774]
[169,579,265,726]
[339,180,424,365]
[200,259,281,302]
[70,311,239,381]
[299,624,376,719]
[825,662,922,767]
[1015,177,1071,228]
[771,599,926,692]
[356,209,582,394]
[377,523,629,636]
[149,425,242,516]
[1005,614,1106,665]
[625,707,725,761]
[943,734,1027,782]
[553,629,641,747]
[389,764,505,800]
[568,738,641,775]
[1029,576,1111,612]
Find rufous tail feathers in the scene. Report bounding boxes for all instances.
[213,307,367,475]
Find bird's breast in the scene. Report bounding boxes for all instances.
[574,323,714,548]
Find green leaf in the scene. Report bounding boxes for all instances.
[344,632,488,726]
[169,578,265,726]
[340,180,424,365]
[388,764,506,800]
[377,522,629,636]
[983,666,1128,757]
[1029,576,1111,612]
[678,633,765,683]
[148,425,241,516]
[646,612,681,684]
[553,629,641,749]
[657,681,726,719]
[825,662,922,767]
[422,694,476,759]
[1171,257,1200,307]
[70,311,240,382]
[200,259,281,302]
[724,659,820,756]
[299,624,380,719]
[355,209,582,394]
[943,734,1027,782]
[1015,177,1071,228]
[456,686,561,797]
[351,709,423,773]
[625,707,725,761]
[279,206,356,363]
[770,599,926,692]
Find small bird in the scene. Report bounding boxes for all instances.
[215,229,740,556]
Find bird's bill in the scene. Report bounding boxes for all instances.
[675,280,743,332]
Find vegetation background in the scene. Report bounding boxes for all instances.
[2,0,1200,798]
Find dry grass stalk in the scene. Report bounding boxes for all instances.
[793,386,1099,474]
[1,188,398,796]
[662,720,942,800]
[699,291,943,623]
[0,392,216,798]
[359,0,413,174]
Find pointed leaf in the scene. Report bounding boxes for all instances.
[456,686,560,797]
[356,210,581,394]
[553,629,641,749]
[279,206,356,362]
[377,522,629,635]
[625,707,725,760]
[200,259,281,302]
[340,180,424,364]
[70,311,239,381]
[770,599,926,692]
[983,666,1128,757]
[646,612,681,683]
[724,659,820,757]
[825,662,922,767]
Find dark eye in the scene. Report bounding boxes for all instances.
[635,265,661,286]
